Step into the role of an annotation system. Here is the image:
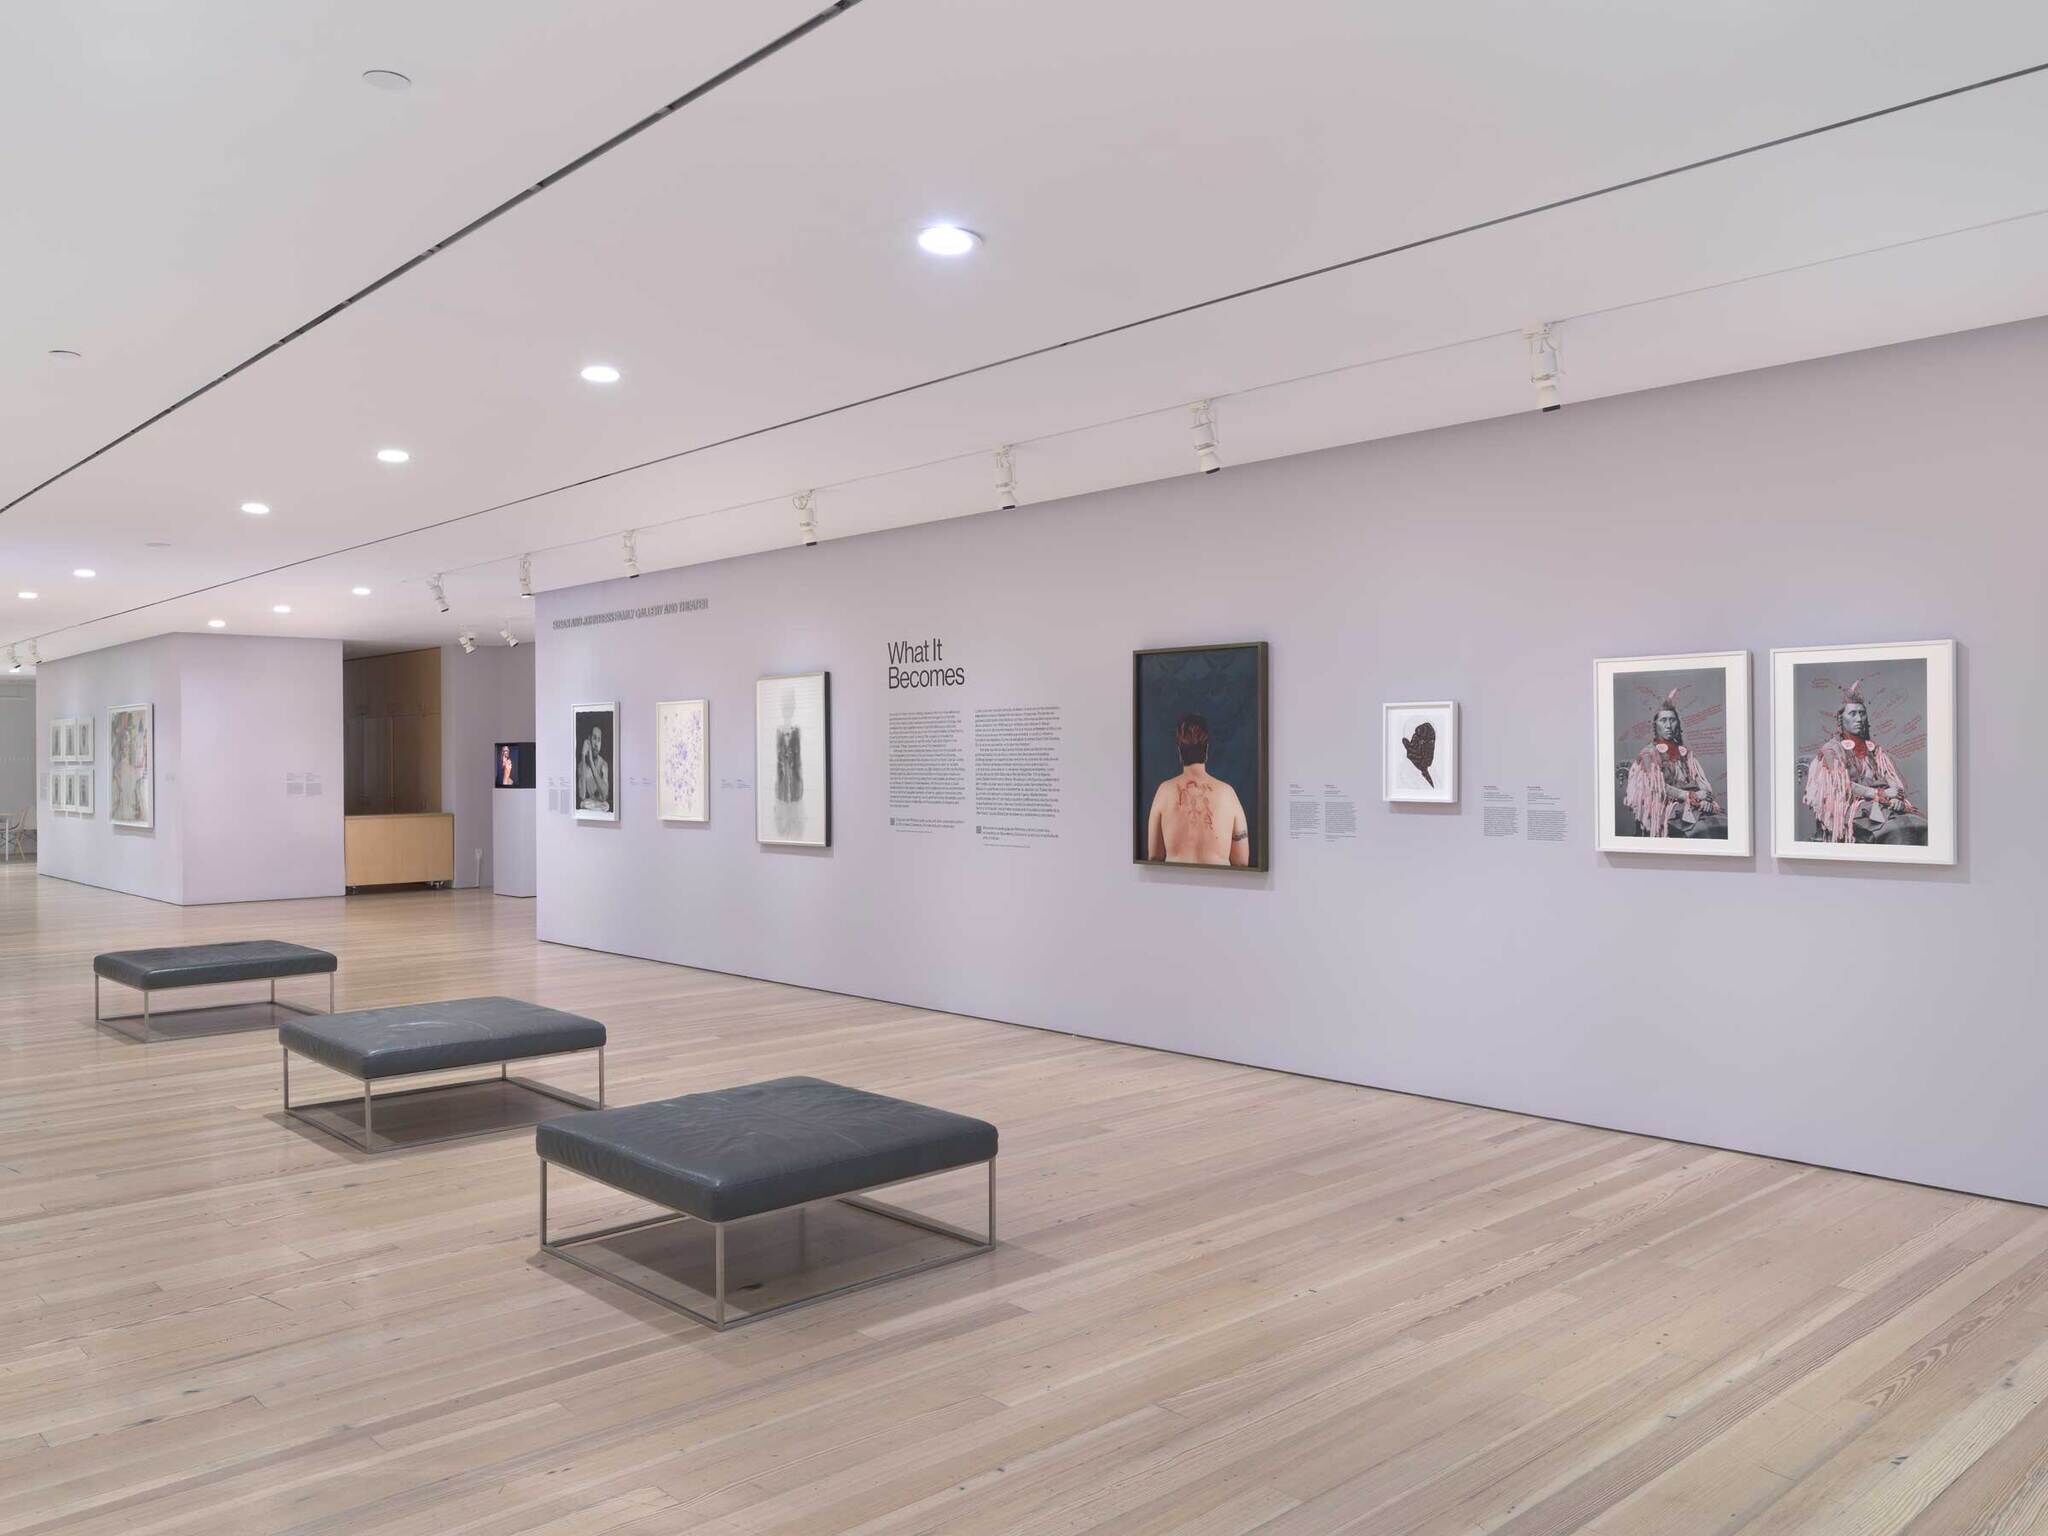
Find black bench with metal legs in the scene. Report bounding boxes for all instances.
[280,996,606,1154]
[536,1075,997,1330]
[93,941,338,1042]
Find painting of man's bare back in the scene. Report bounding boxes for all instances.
[1133,642,1267,872]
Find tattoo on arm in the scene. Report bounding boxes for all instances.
[1231,828,1248,842]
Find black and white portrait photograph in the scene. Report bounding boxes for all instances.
[1383,701,1458,804]
[1772,639,1954,865]
[756,672,830,847]
[1133,642,1267,871]
[1595,651,1751,857]
[573,703,619,823]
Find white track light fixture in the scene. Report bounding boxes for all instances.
[28,641,42,666]
[795,490,818,548]
[1190,400,1222,475]
[5,646,17,673]
[994,445,1019,511]
[458,631,477,655]
[428,574,449,614]
[518,553,534,599]
[500,627,519,648]
[622,530,640,579]
[1525,323,1562,413]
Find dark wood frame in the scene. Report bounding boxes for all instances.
[1132,641,1269,872]
[756,671,832,848]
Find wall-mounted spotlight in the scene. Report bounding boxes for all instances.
[27,641,42,666]
[500,627,519,648]
[622,530,640,579]
[458,631,477,655]
[5,646,18,673]
[795,490,818,548]
[1190,400,1222,475]
[518,553,534,599]
[994,445,1019,511]
[428,574,449,614]
[1524,323,1562,413]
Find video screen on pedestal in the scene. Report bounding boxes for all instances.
[493,741,536,789]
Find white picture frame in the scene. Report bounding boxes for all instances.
[1595,650,1752,857]
[74,715,93,764]
[755,672,830,847]
[655,699,709,823]
[72,766,93,817]
[1382,701,1458,804]
[572,703,620,823]
[1770,639,1955,865]
[108,703,155,829]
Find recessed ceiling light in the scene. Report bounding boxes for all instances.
[73,568,96,578]
[145,540,171,548]
[241,501,271,515]
[580,364,621,384]
[916,224,981,257]
[272,604,292,614]
[376,447,410,464]
[207,618,227,629]
[16,591,37,600]
[351,586,372,596]
[48,349,82,363]
[362,69,412,91]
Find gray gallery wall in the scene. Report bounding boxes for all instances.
[38,634,343,904]
[535,315,2048,1206]
[0,680,35,826]
[440,641,537,890]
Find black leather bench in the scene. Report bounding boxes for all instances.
[281,996,605,1153]
[537,1076,997,1329]
[92,940,338,1042]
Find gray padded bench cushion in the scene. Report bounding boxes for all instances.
[535,1075,998,1223]
[279,996,604,1080]
[94,940,338,990]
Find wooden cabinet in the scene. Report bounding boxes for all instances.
[344,813,455,889]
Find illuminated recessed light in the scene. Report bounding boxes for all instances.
[73,568,96,579]
[207,618,227,629]
[916,224,981,257]
[580,363,621,384]
[362,69,412,91]
[376,447,410,464]
[272,604,292,615]
[351,586,372,596]
[241,501,270,515]
[16,591,37,600]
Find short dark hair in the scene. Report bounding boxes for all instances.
[1175,713,1210,765]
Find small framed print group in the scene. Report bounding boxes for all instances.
[1593,639,1954,866]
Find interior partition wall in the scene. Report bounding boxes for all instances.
[535,316,2048,1207]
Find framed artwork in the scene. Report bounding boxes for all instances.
[72,767,93,817]
[572,704,619,822]
[108,703,154,828]
[1771,639,1954,865]
[74,716,93,764]
[756,673,829,846]
[55,718,76,763]
[656,699,709,823]
[1383,702,1458,804]
[53,771,71,811]
[48,721,63,762]
[1596,651,1751,856]
[1133,642,1268,871]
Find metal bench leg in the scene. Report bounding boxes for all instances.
[539,1159,549,1245]
[141,988,150,1044]
[282,1047,289,1110]
[714,1224,726,1329]
[94,975,100,1023]
[329,973,335,1013]
[598,1047,606,1106]
[363,1081,373,1148]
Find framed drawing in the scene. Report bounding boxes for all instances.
[72,766,93,817]
[74,715,93,764]
[1383,702,1457,804]
[48,720,62,763]
[53,771,70,811]
[1595,651,1751,856]
[655,699,709,823]
[1133,641,1268,871]
[756,673,829,847]
[55,718,75,763]
[572,704,619,822]
[1771,639,1954,865]
[108,703,154,828]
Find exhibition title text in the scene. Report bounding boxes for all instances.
[887,636,965,689]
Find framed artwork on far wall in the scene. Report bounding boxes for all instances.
[1771,639,1955,865]
[655,699,709,823]
[72,767,93,817]
[1133,641,1268,871]
[1383,702,1457,804]
[1595,651,1751,856]
[74,715,93,764]
[108,703,155,829]
[572,703,620,822]
[756,673,829,847]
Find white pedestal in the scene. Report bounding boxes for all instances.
[492,787,537,898]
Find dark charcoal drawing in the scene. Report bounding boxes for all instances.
[1402,721,1437,788]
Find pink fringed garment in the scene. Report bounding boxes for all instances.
[1624,744,1716,837]
[1804,738,1913,843]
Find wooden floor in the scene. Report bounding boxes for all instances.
[3,864,2047,1534]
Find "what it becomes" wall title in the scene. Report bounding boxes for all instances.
[887,636,964,689]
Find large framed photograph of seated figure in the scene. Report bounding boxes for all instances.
[1133,642,1267,871]
[572,703,619,823]
[756,672,830,847]
[1772,639,1954,865]
[1595,650,1751,856]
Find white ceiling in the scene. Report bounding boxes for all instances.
[7,1,2048,668]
